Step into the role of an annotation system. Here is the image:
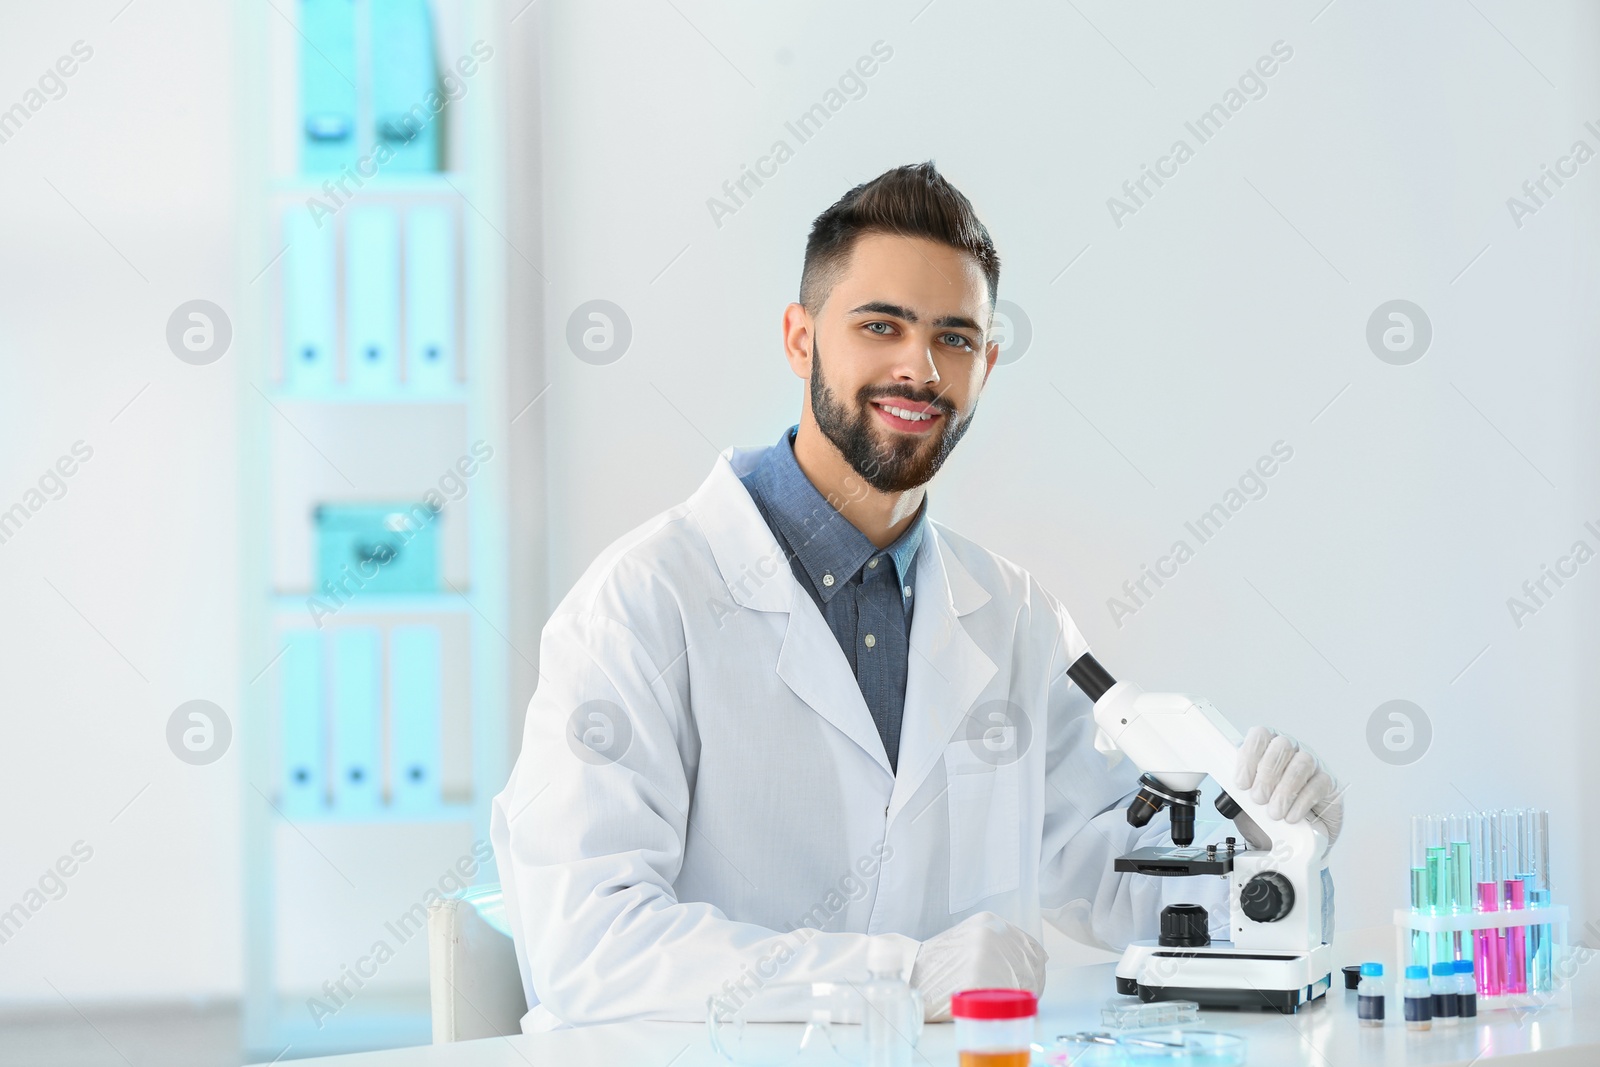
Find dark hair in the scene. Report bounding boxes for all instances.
[799,161,1000,317]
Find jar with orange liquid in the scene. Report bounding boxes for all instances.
[951,988,1036,1067]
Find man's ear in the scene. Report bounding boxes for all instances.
[781,302,814,380]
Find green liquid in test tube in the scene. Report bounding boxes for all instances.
[1427,850,1448,907]
[1409,815,1431,968]
[1451,813,1472,960]
[1427,815,1450,964]
[1410,866,1431,966]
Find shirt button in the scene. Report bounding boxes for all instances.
[822,573,834,587]
[903,585,912,597]
[868,558,879,569]
[864,633,876,649]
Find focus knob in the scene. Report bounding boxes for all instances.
[1158,903,1210,947]
[1240,871,1295,923]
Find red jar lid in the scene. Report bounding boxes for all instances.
[950,988,1038,1019]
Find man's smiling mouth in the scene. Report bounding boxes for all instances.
[870,398,944,432]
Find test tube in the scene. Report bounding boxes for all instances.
[1504,809,1529,994]
[1474,812,1503,996]
[1522,871,1543,994]
[1505,872,1528,994]
[1497,810,1516,995]
[1524,809,1552,993]
[1458,812,1479,975]
[1433,819,1459,908]
[1426,815,1452,963]
[1475,881,1501,995]
[1450,813,1472,960]
[1409,815,1432,968]
[1527,809,1550,890]
[1408,869,1431,967]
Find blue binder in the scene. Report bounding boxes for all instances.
[389,625,442,811]
[370,0,440,173]
[344,206,401,392]
[298,0,359,174]
[404,206,457,392]
[279,629,326,815]
[331,627,382,813]
[283,209,338,391]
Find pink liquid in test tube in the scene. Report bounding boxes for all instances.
[1505,877,1527,994]
[1477,881,1504,996]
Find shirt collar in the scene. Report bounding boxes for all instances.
[748,425,926,603]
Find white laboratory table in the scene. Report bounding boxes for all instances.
[259,930,1600,1067]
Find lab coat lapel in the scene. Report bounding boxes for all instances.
[887,522,997,823]
[690,447,893,776]
[775,585,893,775]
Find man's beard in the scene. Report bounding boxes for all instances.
[809,338,976,494]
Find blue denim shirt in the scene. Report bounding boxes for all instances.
[738,425,926,773]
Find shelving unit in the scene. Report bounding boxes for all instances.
[236,0,510,1057]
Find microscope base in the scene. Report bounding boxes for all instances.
[1114,940,1333,1014]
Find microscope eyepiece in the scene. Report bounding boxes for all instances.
[1066,652,1116,703]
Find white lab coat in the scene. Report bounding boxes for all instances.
[489,441,1231,1031]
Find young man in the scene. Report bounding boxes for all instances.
[489,162,1342,1031]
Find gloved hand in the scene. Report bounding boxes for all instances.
[909,911,1047,1022]
[1232,725,1343,851]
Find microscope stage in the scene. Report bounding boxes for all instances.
[1114,845,1235,877]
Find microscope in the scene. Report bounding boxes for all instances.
[1067,653,1333,1013]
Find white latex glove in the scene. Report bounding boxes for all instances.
[909,911,1047,1022]
[1232,725,1344,851]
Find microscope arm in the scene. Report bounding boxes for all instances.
[1069,654,1325,862]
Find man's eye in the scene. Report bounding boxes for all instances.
[865,322,892,335]
[943,333,973,349]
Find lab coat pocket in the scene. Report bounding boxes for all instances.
[943,744,1021,913]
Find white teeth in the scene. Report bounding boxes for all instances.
[881,404,932,422]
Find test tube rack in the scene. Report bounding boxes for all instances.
[1396,808,1570,1013]
[1393,906,1571,1013]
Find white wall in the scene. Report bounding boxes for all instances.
[0,0,245,1002]
[531,0,1600,953]
[1,0,1596,1008]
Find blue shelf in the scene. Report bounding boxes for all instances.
[270,803,475,825]
[270,172,469,198]
[271,592,470,616]
[264,387,470,405]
